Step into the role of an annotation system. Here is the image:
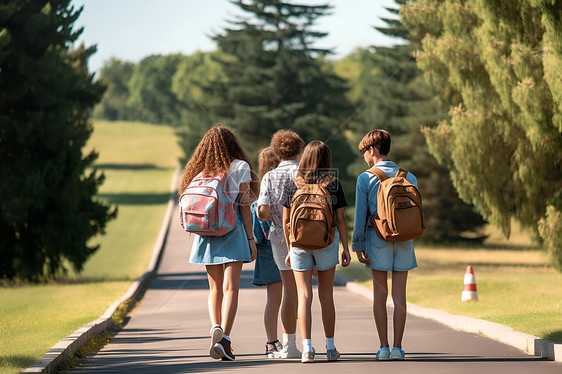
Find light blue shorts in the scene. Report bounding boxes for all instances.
[364,229,417,272]
[290,231,340,271]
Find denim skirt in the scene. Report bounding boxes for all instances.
[253,241,282,286]
[189,210,251,265]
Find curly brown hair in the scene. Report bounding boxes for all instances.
[178,125,258,199]
[270,130,304,160]
[258,147,280,180]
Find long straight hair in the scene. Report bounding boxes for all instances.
[297,140,332,182]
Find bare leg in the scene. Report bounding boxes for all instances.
[264,282,282,342]
[371,269,389,348]
[317,266,336,338]
[221,261,243,336]
[293,269,313,339]
[279,269,298,334]
[205,264,224,327]
[391,271,408,349]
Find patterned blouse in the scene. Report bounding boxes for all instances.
[256,160,299,244]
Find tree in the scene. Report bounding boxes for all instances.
[0,1,116,281]
[189,0,355,189]
[92,58,136,121]
[127,53,185,125]
[402,0,562,268]
[173,51,228,158]
[345,1,485,242]
[332,47,378,105]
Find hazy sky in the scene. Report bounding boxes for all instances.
[72,0,401,73]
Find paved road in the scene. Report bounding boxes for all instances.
[65,215,562,374]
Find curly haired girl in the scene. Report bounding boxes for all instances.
[179,125,258,361]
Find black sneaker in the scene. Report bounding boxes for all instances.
[214,337,235,361]
[265,340,283,358]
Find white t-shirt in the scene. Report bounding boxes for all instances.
[226,159,252,202]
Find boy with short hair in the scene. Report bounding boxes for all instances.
[352,129,419,361]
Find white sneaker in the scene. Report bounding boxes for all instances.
[209,325,223,359]
[301,348,315,363]
[279,334,301,359]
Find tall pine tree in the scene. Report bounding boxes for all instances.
[0,1,116,281]
[180,0,355,189]
[349,0,485,242]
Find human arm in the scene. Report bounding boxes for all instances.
[256,174,273,221]
[335,208,351,267]
[239,181,257,261]
[283,206,291,267]
[352,173,371,264]
[257,205,272,221]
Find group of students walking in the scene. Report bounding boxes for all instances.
[178,126,420,363]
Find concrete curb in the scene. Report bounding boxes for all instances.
[334,273,561,362]
[23,166,181,374]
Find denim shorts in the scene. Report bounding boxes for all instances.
[289,231,340,271]
[364,229,417,272]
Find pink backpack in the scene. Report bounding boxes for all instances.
[179,172,237,236]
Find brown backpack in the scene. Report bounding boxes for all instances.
[288,175,336,250]
[367,167,425,241]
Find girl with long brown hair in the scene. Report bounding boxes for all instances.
[281,140,351,363]
[179,125,258,361]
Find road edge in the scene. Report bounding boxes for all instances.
[22,165,181,374]
[335,273,561,362]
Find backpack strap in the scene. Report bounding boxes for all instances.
[366,167,388,182]
[396,168,408,178]
[319,174,335,188]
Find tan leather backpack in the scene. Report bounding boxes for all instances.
[367,167,425,241]
[288,175,336,250]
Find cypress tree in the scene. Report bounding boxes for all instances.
[349,1,485,242]
[402,0,562,268]
[0,1,116,280]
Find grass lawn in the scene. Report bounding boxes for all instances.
[337,222,562,343]
[0,121,181,374]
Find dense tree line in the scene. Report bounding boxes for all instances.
[94,0,486,244]
[0,1,116,281]
[402,0,562,269]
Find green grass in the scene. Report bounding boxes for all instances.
[0,282,131,373]
[0,120,181,374]
[337,222,562,343]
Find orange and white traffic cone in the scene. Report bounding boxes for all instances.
[461,265,478,302]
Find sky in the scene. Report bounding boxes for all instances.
[72,0,401,73]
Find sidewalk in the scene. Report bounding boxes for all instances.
[63,214,562,374]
